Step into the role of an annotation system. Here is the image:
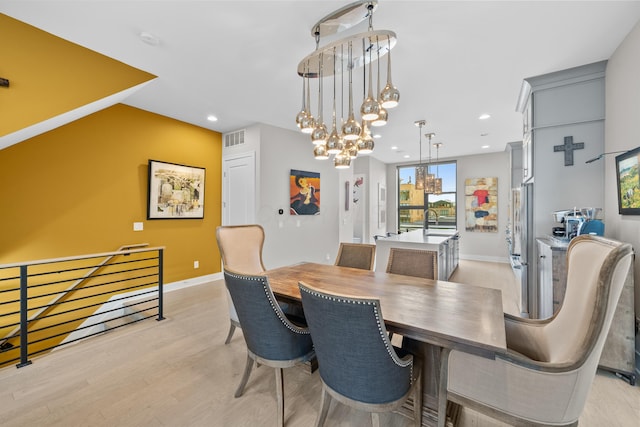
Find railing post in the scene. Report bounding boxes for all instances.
[157,249,165,321]
[17,265,32,368]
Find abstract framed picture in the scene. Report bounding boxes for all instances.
[616,146,640,215]
[290,169,320,215]
[464,177,498,232]
[147,159,205,219]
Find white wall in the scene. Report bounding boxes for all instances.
[605,20,640,324]
[225,124,342,269]
[354,155,388,243]
[456,151,511,262]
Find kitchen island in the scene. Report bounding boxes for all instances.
[375,229,460,280]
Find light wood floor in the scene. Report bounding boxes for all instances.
[0,260,637,426]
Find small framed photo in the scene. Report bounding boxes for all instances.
[615,147,640,215]
[147,159,205,219]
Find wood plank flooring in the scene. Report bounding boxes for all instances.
[0,260,637,426]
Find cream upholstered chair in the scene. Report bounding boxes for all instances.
[224,269,315,427]
[215,224,266,344]
[299,281,422,427]
[386,247,438,280]
[438,235,633,427]
[334,242,376,270]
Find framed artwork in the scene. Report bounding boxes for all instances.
[290,169,320,215]
[464,177,498,232]
[615,146,640,215]
[147,159,205,219]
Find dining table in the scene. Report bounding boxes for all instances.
[265,262,507,427]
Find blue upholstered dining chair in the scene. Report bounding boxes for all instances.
[223,269,315,427]
[299,282,422,427]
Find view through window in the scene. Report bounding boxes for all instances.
[397,162,457,231]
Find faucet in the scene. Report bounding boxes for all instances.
[423,209,439,233]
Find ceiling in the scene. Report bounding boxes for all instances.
[2,1,640,164]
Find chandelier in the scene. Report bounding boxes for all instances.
[295,1,399,168]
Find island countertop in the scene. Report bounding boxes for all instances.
[377,229,457,245]
[374,229,460,278]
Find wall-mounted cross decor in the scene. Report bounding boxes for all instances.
[554,136,584,166]
[0,77,9,88]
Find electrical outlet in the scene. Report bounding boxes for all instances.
[194,260,199,269]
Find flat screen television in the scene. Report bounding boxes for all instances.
[615,146,640,215]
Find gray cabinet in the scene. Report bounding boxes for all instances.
[536,238,568,319]
[516,61,607,318]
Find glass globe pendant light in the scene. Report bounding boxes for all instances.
[334,149,351,169]
[326,48,344,155]
[295,62,311,129]
[360,38,380,121]
[311,53,328,145]
[314,143,329,159]
[357,124,375,154]
[380,35,400,109]
[299,71,315,133]
[372,39,388,127]
[341,41,361,141]
[345,140,358,159]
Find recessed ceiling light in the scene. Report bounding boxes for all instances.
[481,145,490,149]
[207,115,218,122]
[478,113,491,120]
[139,31,160,46]
[403,154,410,159]
[373,134,382,139]
[391,146,398,150]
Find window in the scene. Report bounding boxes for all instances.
[397,162,457,232]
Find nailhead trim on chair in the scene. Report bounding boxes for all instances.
[300,286,412,373]
[225,271,310,335]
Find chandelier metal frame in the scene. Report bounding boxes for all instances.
[296,0,399,168]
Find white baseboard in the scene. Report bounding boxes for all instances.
[459,254,510,264]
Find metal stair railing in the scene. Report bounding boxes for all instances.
[0,245,165,368]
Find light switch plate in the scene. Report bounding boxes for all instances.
[133,222,144,231]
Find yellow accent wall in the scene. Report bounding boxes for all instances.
[0,13,156,137]
[0,104,222,283]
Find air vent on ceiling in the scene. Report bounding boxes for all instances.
[224,129,245,148]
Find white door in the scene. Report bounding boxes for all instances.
[222,152,256,225]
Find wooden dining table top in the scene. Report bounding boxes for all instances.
[265,262,507,357]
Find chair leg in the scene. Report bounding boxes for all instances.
[414,367,423,427]
[315,386,331,427]
[275,368,284,427]
[437,348,451,427]
[234,354,254,398]
[224,322,236,344]
[371,413,380,427]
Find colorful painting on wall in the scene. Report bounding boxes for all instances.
[464,177,498,232]
[147,159,205,219]
[290,169,320,215]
